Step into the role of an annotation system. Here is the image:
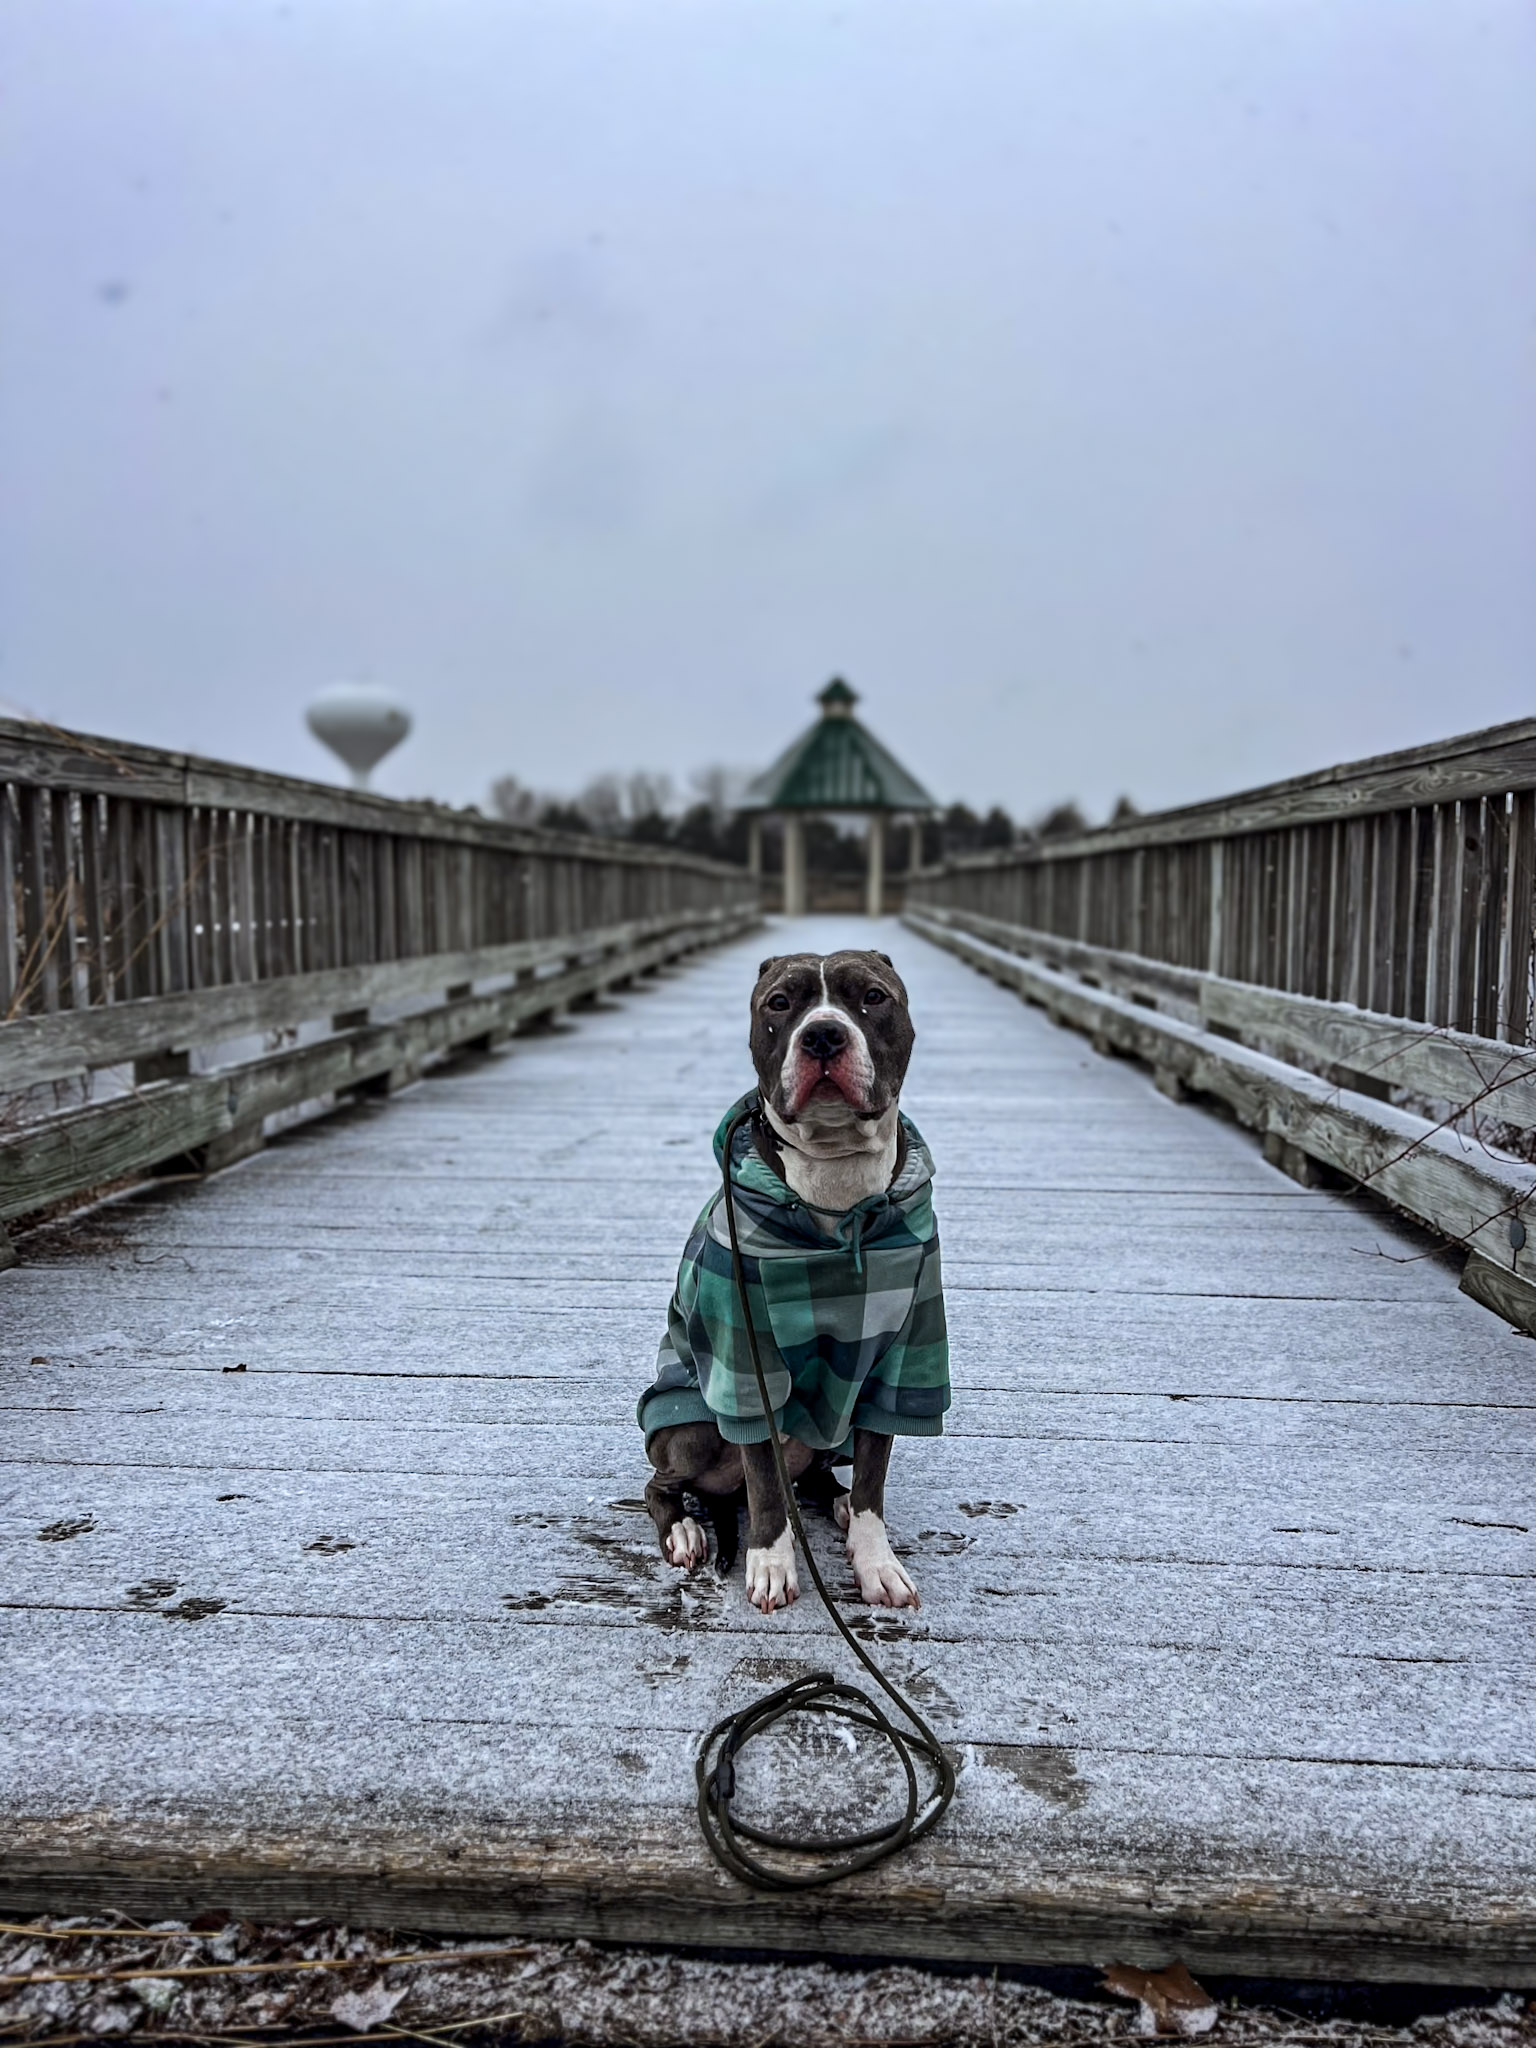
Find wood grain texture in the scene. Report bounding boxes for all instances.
[1,915,1532,1980]
[1458,1251,1536,1335]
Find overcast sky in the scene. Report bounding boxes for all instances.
[4,0,1534,821]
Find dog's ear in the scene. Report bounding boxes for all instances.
[872,952,894,968]
[758,956,786,979]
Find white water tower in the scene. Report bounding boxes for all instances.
[305,684,412,791]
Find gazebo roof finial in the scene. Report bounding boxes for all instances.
[818,676,859,717]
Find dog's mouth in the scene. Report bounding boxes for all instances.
[781,1054,877,1121]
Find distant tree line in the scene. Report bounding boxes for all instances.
[488,768,1139,867]
[490,768,754,863]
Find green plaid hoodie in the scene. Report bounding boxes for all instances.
[637,1094,950,1455]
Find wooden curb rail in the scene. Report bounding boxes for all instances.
[4,1815,1533,1987]
[904,905,1536,1334]
[0,905,759,1243]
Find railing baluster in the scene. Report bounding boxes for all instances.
[1501,792,1536,1044]
[1476,795,1507,1042]
[0,783,19,1018]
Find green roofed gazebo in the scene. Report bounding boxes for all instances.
[742,678,937,916]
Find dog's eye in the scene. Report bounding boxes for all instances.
[766,992,792,1012]
[864,987,888,1006]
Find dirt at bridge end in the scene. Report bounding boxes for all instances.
[0,1918,1531,2048]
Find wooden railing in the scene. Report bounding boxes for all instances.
[906,717,1536,1335]
[0,718,759,1251]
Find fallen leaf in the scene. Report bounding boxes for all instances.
[330,1979,408,2032]
[1103,1961,1219,2037]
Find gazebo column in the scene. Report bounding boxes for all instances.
[746,815,762,878]
[866,811,886,918]
[909,814,925,874]
[782,812,807,917]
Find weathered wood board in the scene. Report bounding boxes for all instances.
[1,917,1532,1982]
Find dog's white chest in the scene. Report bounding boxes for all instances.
[780,1143,896,1223]
[764,1101,900,1230]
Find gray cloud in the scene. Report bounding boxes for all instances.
[1,0,1532,819]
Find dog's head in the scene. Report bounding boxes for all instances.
[749,950,914,1124]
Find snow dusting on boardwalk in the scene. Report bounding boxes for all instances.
[1,916,1532,1982]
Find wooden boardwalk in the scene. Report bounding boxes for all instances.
[2,916,1532,1982]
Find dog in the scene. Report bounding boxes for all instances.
[637,949,950,1612]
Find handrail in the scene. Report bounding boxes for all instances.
[0,716,754,1030]
[909,718,1536,1046]
[0,718,759,1247]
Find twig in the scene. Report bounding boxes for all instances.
[0,1942,538,1990]
[0,1923,159,1940]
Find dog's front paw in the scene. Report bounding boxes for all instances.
[745,1528,799,1612]
[664,1516,708,1571]
[846,1509,920,1609]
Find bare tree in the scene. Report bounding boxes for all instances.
[689,764,748,825]
[576,774,627,835]
[489,775,543,826]
[626,770,676,823]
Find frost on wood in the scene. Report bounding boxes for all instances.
[2,1921,1534,2047]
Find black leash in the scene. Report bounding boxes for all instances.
[694,1099,956,1889]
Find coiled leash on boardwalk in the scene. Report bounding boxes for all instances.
[694,1098,956,1890]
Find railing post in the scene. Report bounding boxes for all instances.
[866,812,886,919]
[782,813,807,917]
[1207,841,1225,977]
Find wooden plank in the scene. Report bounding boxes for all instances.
[5,1453,1529,1616]
[3,1797,1529,1986]
[1458,1250,1536,1335]
[1,1605,1525,1779]
[0,782,19,1018]
[1475,795,1507,1041]
[16,783,58,1013]
[8,1399,1529,1518]
[1502,790,1536,1042]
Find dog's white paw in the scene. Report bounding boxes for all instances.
[665,1516,708,1570]
[833,1493,851,1532]
[745,1527,799,1612]
[846,1509,920,1609]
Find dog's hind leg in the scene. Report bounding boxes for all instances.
[700,1487,744,1572]
[645,1421,743,1571]
[644,1472,708,1570]
[795,1453,850,1519]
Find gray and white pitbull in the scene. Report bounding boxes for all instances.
[643,949,938,1613]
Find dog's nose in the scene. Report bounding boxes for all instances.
[801,1021,848,1061]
